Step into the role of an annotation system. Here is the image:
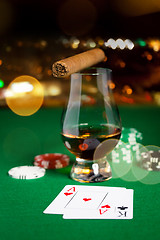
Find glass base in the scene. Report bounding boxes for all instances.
[70,157,112,183]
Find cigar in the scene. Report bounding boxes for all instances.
[52,48,105,78]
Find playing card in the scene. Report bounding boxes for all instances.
[43,185,126,214]
[43,185,77,214]
[63,189,134,219]
[65,191,108,210]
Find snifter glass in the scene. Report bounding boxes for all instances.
[61,68,122,183]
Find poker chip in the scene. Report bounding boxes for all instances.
[120,144,149,182]
[34,153,70,169]
[121,127,143,145]
[8,166,46,179]
[107,140,133,179]
[121,145,160,185]
[140,150,160,171]
[118,127,143,164]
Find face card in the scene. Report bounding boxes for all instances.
[43,185,126,215]
[63,189,133,219]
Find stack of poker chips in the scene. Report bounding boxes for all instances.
[121,127,143,161]
[139,149,160,171]
[110,127,143,165]
[121,127,143,144]
[8,153,70,180]
[33,153,70,169]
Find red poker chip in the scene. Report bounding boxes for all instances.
[34,153,70,169]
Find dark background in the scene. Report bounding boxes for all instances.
[1,0,160,38]
[1,0,160,106]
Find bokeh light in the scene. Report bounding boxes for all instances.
[5,75,44,116]
[124,39,134,50]
[122,85,133,95]
[108,80,115,89]
[112,0,159,16]
[116,39,125,49]
[104,38,134,50]
[87,39,96,48]
[148,39,160,52]
[70,37,80,49]
[0,79,4,88]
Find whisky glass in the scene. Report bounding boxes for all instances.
[61,68,122,182]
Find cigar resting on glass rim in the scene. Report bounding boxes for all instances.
[52,48,106,78]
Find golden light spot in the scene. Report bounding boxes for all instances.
[82,168,91,174]
[84,85,97,94]
[143,51,153,61]
[149,40,160,52]
[47,69,52,76]
[47,85,61,96]
[109,81,115,89]
[146,54,152,61]
[103,56,107,62]
[36,66,42,74]
[98,39,104,46]
[40,40,47,47]
[153,46,159,52]
[6,46,11,52]
[17,41,23,47]
[119,61,126,68]
[126,88,132,94]
[85,75,92,81]
[87,39,96,48]
[116,60,126,68]
[5,75,44,116]
[122,85,133,95]
[0,59,2,65]
[71,42,79,49]
[81,133,90,137]
[74,168,83,174]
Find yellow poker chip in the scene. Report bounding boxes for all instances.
[8,166,46,179]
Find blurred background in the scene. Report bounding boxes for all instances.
[1,0,160,107]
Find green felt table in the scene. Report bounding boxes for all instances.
[0,105,160,240]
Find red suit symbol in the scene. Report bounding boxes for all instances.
[99,204,111,215]
[64,187,76,196]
